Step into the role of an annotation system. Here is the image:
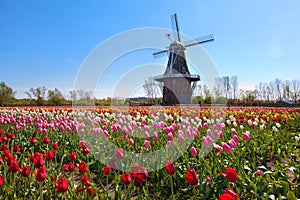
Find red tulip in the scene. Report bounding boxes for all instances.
[52,142,59,150]
[75,187,86,194]
[102,165,110,175]
[51,176,57,182]
[78,161,89,174]
[219,188,239,200]
[0,175,4,187]
[42,137,50,144]
[35,166,47,182]
[80,176,91,186]
[219,193,235,200]
[6,132,15,140]
[114,148,124,159]
[2,149,11,162]
[68,162,75,172]
[30,152,44,168]
[121,173,131,185]
[8,160,19,173]
[0,144,8,151]
[185,168,198,186]
[87,187,94,196]
[29,137,37,145]
[80,146,91,154]
[131,165,148,187]
[69,152,76,160]
[62,164,69,172]
[225,188,239,199]
[55,178,69,193]
[165,161,176,176]
[19,166,31,177]
[45,151,55,161]
[220,168,238,183]
[13,145,21,153]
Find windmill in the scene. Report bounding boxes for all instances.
[153,13,214,105]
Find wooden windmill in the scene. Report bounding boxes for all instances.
[153,13,214,105]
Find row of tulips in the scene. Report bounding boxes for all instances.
[0,106,299,199]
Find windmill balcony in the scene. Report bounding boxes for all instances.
[154,74,200,82]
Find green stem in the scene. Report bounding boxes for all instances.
[170,176,175,200]
[39,182,43,200]
[106,175,109,198]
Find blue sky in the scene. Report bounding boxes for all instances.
[0,0,299,99]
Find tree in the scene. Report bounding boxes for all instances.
[231,76,239,101]
[0,82,15,106]
[222,76,231,100]
[193,84,202,97]
[69,90,77,103]
[291,79,300,102]
[213,77,222,99]
[48,88,63,105]
[143,77,159,103]
[274,78,284,101]
[75,89,93,105]
[202,83,210,100]
[26,87,47,106]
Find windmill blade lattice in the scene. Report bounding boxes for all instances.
[170,14,181,42]
[153,49,169,59]
[184,34,214,47]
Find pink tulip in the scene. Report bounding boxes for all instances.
[144,131,150,138]
[186,129,192,137]
[206,129,212,137]
[168,133,174,141]
[206,136,214,145]
[191,147,197,157]
[144,125,150,131]
[229,139,237,148]
[178,133,184,142]
[103,130,109,137]
[214,130,220,138]
[152,132,158,141]
[177,124,181,130]
[256,170,263,176]
[204,123,209,129]
[202,137,209,147]
[197,124,202,130]
[242,132,250,141]
[129,138,134,146]
[205,177,211,183]
[144,140,150,151]
[222,142,232,153]
[213,143,222,151]
[233,135,240,143]
[231,128,238,136]
[166,141,172,148]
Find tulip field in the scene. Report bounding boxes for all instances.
[0,106,299,199]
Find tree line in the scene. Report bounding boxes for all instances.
[143,77,300,106]
[194,76,300,106]
[0,82,114,106]
[1,77,300,107]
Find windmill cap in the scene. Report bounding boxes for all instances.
[169,41,186,50]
